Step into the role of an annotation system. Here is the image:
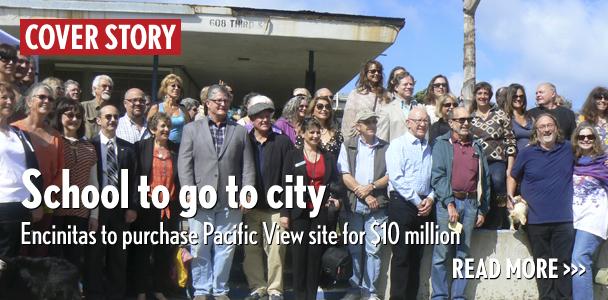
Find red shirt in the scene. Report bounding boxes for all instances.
[451,138,478,193]
[305,153,325,209]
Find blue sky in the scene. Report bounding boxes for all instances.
[127,0,608,110]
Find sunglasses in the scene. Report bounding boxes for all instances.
[443,102,458,108]
[63,111,82,120]
[102,114,119,121]
[433,83,447,88]
[594,94,608,101]
[315,103,332,111]
[170,83,181,89]
[34,94,54,102]
[367,69,381,74]
[0,55,16,64]
[577,134,595,141]
[451,117,473,124]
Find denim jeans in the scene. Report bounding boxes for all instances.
[431,198,478,300]
[189,208,242,296]
[345,208,387,297]
[572,230,604,300]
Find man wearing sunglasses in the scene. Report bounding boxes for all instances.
[430,107,491,300]
[86,103,138,300]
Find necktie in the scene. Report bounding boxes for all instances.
[106,140,119,186]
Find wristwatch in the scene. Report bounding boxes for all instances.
[371,182,377,190]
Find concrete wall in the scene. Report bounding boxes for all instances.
[379,229,608,299]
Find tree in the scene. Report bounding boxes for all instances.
[462,0,481,108]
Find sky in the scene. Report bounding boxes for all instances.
[124,0,608,110]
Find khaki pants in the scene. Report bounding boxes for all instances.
[243,209,286,295]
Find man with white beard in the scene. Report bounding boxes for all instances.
[82,75,114,139]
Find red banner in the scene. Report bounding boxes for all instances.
[20,19,181,56]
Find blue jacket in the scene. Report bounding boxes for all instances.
[431,132,491,215]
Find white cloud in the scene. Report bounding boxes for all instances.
[477,0,608,109]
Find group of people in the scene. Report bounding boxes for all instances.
[0,41,606,300]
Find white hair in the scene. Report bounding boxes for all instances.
[91,75,113,97]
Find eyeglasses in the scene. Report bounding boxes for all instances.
[315,103,332,111]
[33,94,54,102]
[125,97,146,104]
[577,134,595,141]
[102,114,119,121]
[536,124,556,131]
[63,111,82,120]
[16,58,29,65]
[408,118,429,125]
[594,94,608,101]
[451,117,473,124]
[443,102,458,108]
[433,83,447,88]
[367,69,381,75]
[0,55,16,64]
[209,98,229,105]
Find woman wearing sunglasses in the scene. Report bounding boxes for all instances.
[296,96,343,156]
[429,93,458,145]
[49,98,98,273]
[578,87,608,152]
[504,83,533,153]
[341,60,386,138]
[147,74,192,144]
[12,82,65,256]
[469,81,516,229]
[570,123,608,300]
[423,74,451,124]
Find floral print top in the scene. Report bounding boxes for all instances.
[573,174,608,239]
[295,129,344,157]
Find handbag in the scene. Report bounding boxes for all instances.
[319,245,352,287]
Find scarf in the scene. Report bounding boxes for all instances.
[574,155,608,187]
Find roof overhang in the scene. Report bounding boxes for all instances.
[0,1,404,103]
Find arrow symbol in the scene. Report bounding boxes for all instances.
[571,264,578,276]
[578,265,586,276]
[563,263,571,276]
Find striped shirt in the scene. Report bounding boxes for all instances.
[55,137,98,218]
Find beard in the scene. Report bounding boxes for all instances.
[101,92,111,101]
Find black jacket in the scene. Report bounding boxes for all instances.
[91,134,139,214]
[281,149,344,220]
[134,137,181,201]
[249,131,293,209]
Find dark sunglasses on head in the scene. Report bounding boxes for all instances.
[577,134,595,141]
[315,103,332,111]
[63,111,82,119]
[433,83,447,88]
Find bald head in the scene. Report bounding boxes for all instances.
[123,88,146,119]
[535,82,557,108]
[407,107,429,139]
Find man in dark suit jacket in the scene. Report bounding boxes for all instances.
[178,84,255,300]
[85,103,138,300]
